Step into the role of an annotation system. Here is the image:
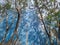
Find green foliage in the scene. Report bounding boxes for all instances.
[50,0,55,2]
[45,11,60,31]
[55,11,60,16]
[55,11,60,23]
[5,3,11,9]
[0,5,2,10]
[47,15,52,20]
[0,3,11,13]
[46,11,60,21]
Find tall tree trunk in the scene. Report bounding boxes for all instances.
[58,21,60,39]
[34,0,52,45]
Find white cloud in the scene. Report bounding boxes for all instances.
[0,0,6,5]
[57,0,60,2]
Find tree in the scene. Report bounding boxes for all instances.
[0,0,60,45]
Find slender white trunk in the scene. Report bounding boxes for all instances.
[26,32,28,45]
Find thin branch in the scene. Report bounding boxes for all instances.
[35,0,50,37]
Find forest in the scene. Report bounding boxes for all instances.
[0,0,60,45]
